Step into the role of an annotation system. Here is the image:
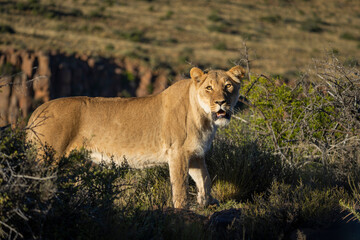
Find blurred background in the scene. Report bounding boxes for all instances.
[0,0,359,126]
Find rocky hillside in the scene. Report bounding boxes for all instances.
[0,0,359,75]
[0,49,174,126]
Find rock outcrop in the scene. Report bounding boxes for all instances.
[0,49,173,127]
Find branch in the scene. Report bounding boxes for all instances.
[0,67,47,89]
[12,174,56,181]
[232,115,248,123]
[0,220,24,239]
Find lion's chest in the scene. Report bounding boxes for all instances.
[188,128,217,156]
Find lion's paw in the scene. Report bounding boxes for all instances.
[198,195,219,208]
[209,197,219,207]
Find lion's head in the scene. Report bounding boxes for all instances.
[190,66,245,127]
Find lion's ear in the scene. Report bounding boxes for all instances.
[190,67,204,83]
[226,66,246,83]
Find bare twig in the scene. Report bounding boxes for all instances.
[232,115,248,123]
[0,220,24,239]
[0,67,47,88]
[12,174,56,181]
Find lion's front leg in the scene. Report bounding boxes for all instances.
[189,156,218,207]
[168,153,189,208]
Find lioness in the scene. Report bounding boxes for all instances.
[26,66,245,208]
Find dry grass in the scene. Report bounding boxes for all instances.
[0,0,359,76]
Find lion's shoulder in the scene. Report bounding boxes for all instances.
[160,79,192,99]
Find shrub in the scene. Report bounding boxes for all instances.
[340,32,360,41]
[340,178,360,223]
[42,149,131,239]
[121,209,207,240]
[239,182,347,238]
[207,21,235,34]
[117,29,148,43]
[89,8,104,18]
[208,127,283,202]
[105,43,115,51]
[147,83,154,94]
[0,127,56,239]
[213,41,227,50]
[0,126,200,239]
[0,62,19,76]
[238,55,360,173]
[92,25,104,32]
[301,18,323,33]
[130,166,172,209]
[69,8,83,17]
[260,14,282,24]
[0,25,15,34]
[160,10,174,20]
[13,0,71,19]
[167,37,178,44]
[344,57,359,67]
[178,47,194,63]
[208,11,223,22]
[0,126,131,239]
[105,0,115,6]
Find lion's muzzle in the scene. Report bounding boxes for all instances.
[213,101,231,120]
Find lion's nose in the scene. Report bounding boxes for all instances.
[215,100,226,106]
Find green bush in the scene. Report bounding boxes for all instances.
[105,43,115,51]
[131,166,172,209]
[12,0,79,19]
[160,10,174,20]
[237,58,360,171]
[89,8,104,18]
[0,127,56,239]
[207,22,233,34]
[208,126,283,202]
[0,126,130,239]
[239,182,347,239]
[178,47,194,63]
[344,57,359,67]
[69,8,83,17]
[260,14,282,24]
[301,18,323,33]
[340,32,360,41]
[116,29,148,43]
[213,41,227,50]
[0,25,15,34]
[42,149,130,239]
[0,62,20,76]
[208,11,223,22]
[340,178,360,223]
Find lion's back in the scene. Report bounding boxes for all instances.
[25,79,193,161]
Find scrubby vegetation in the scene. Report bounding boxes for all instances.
[1,55,360,239]
[0,127,204,239]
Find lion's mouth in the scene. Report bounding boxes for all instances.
[216,110,227,117]
[213,110,231,120]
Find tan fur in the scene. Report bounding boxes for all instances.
[26,66,245,208]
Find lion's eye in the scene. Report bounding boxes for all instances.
[225,84,232,89]
[206,86,213,91]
